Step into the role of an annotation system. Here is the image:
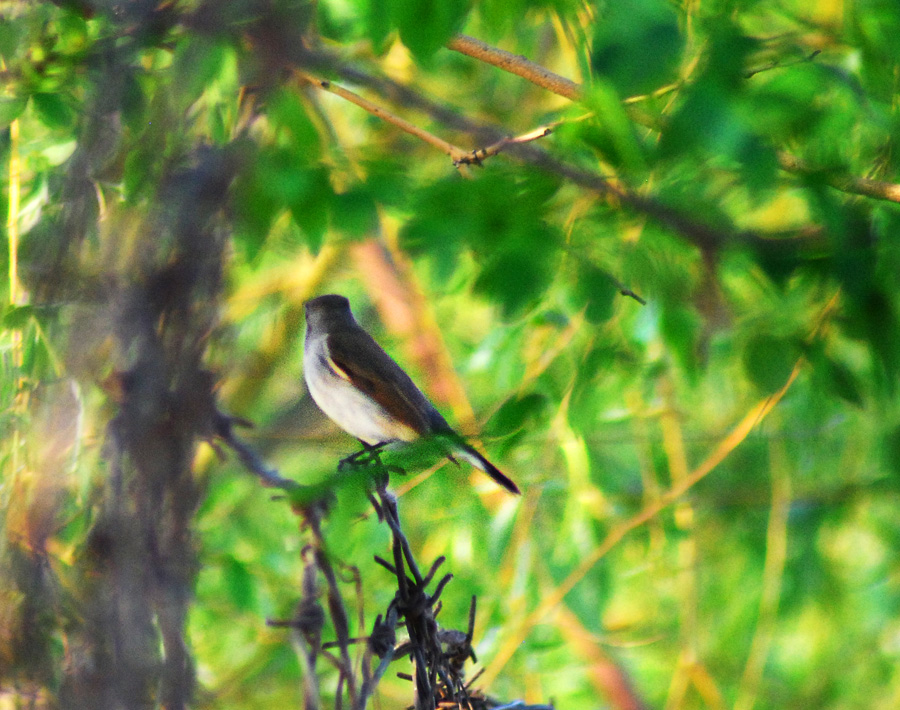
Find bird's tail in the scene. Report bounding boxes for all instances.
[455,444,520,495]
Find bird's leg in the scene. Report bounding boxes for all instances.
[362,441,407,480]
[338,440,409,489]
[338,440,391,471]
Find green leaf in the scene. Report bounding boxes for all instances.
[172,38,232,107]
[661,304,702,377]
[575,263,618,324]
[330,188,377,238]
[474,249,551,317]
[657,24,758,160]
[578,85,647,173]
[743,334,800,393]
[223,556,256,611]
[32,92,76,130]
[0,15,23,60]
[362,158,412,208]
[265,89,321,159]
[0,96,27,129]
[3,305,35,329]
[366,0,393,52]
[809,346,864,408]
[120,71,147,132]
[590,0,683,97]
[567,344,626,434]
[735,133,778,197]
[882,425,900,478]
[231,146,333,253]
[288,167,333,252]
[487,392,548,437]
[390,0,469,61]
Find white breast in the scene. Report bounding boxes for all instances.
[303,334,417,445]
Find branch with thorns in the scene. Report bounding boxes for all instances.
[224,430,551,710]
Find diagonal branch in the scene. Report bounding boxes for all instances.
[447,34,582,101]
[454,126,554,166]
[776,151,900,203]
[296,71,472,169]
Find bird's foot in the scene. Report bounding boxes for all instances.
[338,440,391,471]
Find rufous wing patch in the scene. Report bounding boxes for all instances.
[326,353,352,382]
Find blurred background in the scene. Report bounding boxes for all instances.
[2,0,900,708]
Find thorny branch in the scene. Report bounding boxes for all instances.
[237,439,553,710]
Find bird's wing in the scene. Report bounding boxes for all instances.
[326,329,520,493]
[325,329,433,436]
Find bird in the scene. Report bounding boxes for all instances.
[303,294,520,494]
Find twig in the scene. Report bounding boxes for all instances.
[279,548,324,710]
[447,34,582,101]
[297,52,781,252]
[619,288,647,306]
[296,70,472,168]
[339,562,367,670]
[355,607,400,710]
[777,151,900,204]
[214,413,301,491]
[375,485,434,708]
[307,509,359,706]
[261,440,545,710]
[744,49,821,79]
[455,126,554,166]
[444,36,900,205]
[332,62,490,137]
[304,56,808,255]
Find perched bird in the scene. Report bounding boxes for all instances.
[303,294,520,494]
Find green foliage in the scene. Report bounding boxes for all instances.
[2,0,900,708]
[742,333,800,393]
[391,0,470,61]
[591,0,684,97]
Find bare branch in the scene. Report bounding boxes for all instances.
[447,34,582,101]
[744,49,821,79]
[308,508,359,706]
[355,608,400,710]
[214,412,302,491]
[777,151,900,204]
[296,71,472,168]
[444,36,900,205]
[455,126,554,166]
